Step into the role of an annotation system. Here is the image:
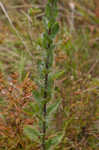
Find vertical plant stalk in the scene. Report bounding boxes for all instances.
[42,0,59,149]
[42,28,51,149]
[42,54,49,150]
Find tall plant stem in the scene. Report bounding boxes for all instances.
[42,0,59,149]
[42,48,50,150]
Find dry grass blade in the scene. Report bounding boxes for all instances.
[0,2,33,58]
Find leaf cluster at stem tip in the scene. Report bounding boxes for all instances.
[42,0,59,49]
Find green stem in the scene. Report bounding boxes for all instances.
[42,24,52,149]
[42,56,49,150]
[42,0,59,149]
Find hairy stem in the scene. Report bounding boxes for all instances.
[42,56,49,150]
[42,0,58,149]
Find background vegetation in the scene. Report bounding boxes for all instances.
[0,0,99,150]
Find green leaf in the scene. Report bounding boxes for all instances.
[50,70,65,80]
[46,132,64,150]
[29,102,40,113]
[47,74,54,98]
[45,3,51,18]
[47,100,61,116]
[0,114,5,121]
[29,102,44,121]
[23,102,40,116]
[51,22,59,39]
[47,48,54,67]
[24,125,41,143]
[32,90,42,104]
[43,32,52,49]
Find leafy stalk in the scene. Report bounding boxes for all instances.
[24,1,62,150]
[42,0,59,150]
